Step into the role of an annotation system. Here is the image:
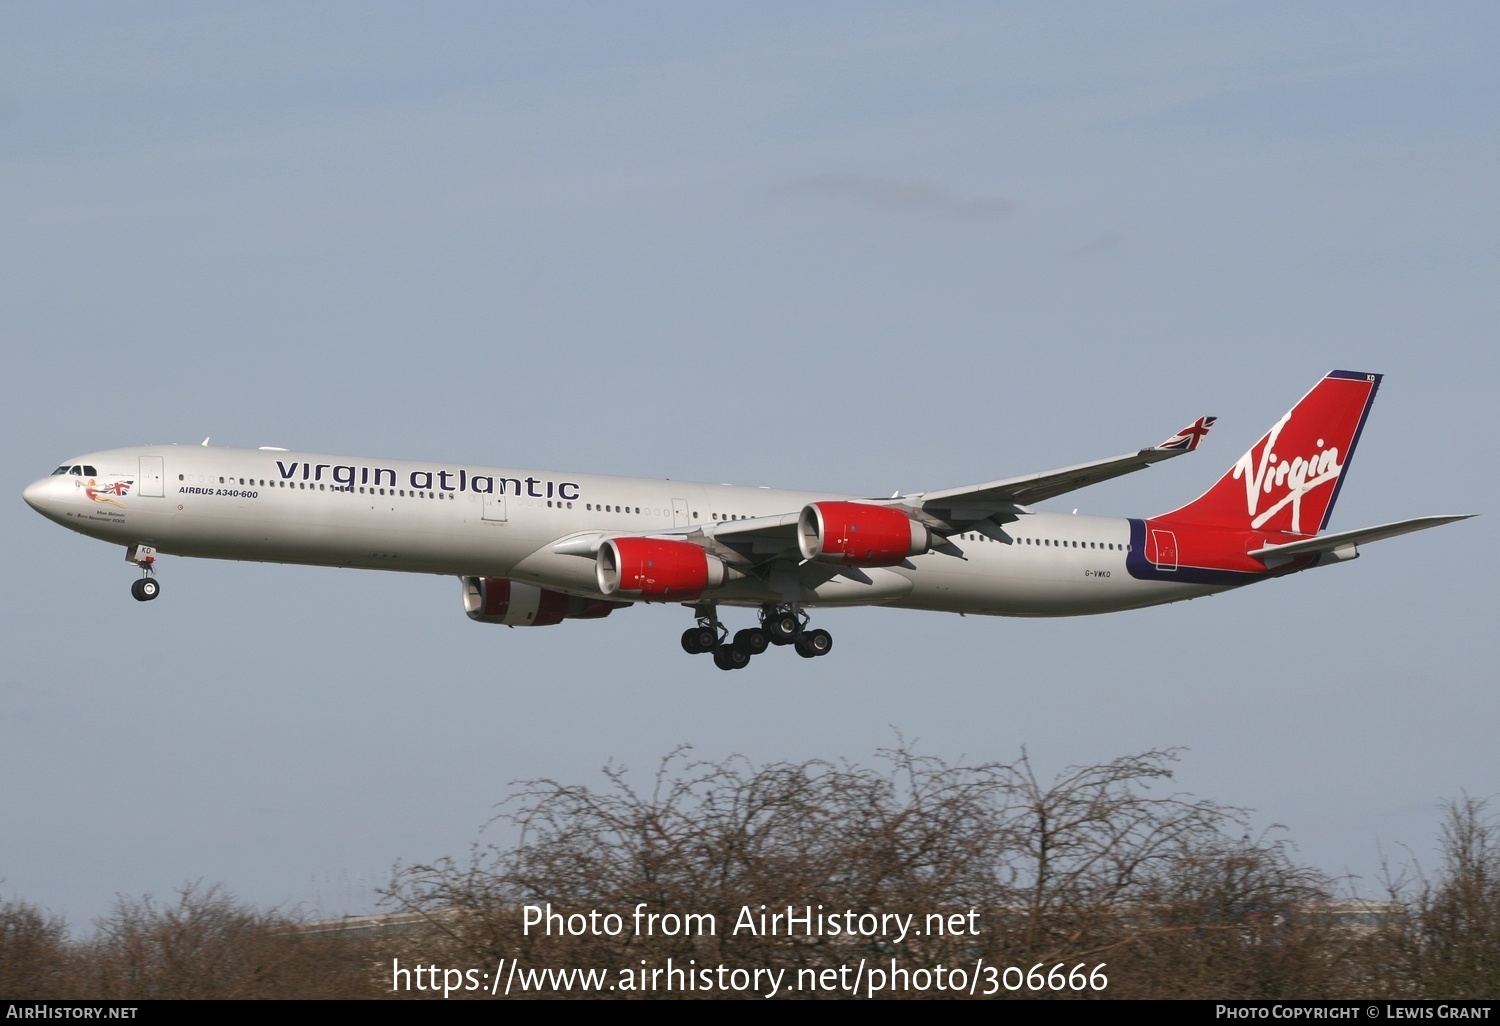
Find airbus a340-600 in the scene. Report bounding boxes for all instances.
[24,371,1470,670]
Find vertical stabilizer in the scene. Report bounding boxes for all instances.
[1158,370,1381,535]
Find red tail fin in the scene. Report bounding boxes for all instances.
[1159,370,1381,536]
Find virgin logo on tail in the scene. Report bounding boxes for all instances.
[1160,370,1380,536]
[1234,413,1343,534]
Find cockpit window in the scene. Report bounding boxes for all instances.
[70,466,84,476]
[51,466,71,475]
[82,465,97,475]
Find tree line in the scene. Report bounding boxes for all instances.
[3,746,1496,998]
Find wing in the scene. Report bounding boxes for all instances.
[902,416,1216,528]
[548,416,1217,570]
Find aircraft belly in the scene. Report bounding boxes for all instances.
[802,567,914,606]
[146,501,540,577]
[896,548,1203,617]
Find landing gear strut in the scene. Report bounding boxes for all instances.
[126,544,160,602]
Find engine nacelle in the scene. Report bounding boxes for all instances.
[462,576,620,626]
[798,501,931,567]
[596,538,733,602]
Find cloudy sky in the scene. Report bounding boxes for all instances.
[3,2,1495,927]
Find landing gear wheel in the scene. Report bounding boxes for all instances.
[803,628,832,657]
[682,628,704,654]
[131,578,160,602]
[767,612,800,645]
[795,630,831,658]
[713,645,750,671]
[733,628,768,656]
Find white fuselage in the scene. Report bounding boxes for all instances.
[25,444,1224,618]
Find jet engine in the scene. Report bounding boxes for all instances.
[462,576,620,626]
[596,538,736,602]
[798,501,931,567]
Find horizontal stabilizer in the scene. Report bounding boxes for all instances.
[1248,515,1474,561]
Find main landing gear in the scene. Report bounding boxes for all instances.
[680,606,755,670]
[126,544,160,602]
[681,604,831,670]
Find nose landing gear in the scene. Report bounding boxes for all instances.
[126,544,160,602]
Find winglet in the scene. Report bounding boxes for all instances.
[1153,416,1217,453]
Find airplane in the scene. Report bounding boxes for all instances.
[22,370,1471,670]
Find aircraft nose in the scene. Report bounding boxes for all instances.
[23,477,52,512]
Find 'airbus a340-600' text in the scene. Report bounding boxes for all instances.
[23,371,1471,670]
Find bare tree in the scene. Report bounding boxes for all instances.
[0,898,70,998]
[382,744,1336,997]
[1371,795,1500,998]
[1106,830,1340,998]
[992,749,1241,963]
[76,883,377,999]
[8,763,1492,999]
[385,744,1024,977]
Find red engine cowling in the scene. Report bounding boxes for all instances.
[463,577,621,626]
[596,538,732,602]
[798,501,930,566]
